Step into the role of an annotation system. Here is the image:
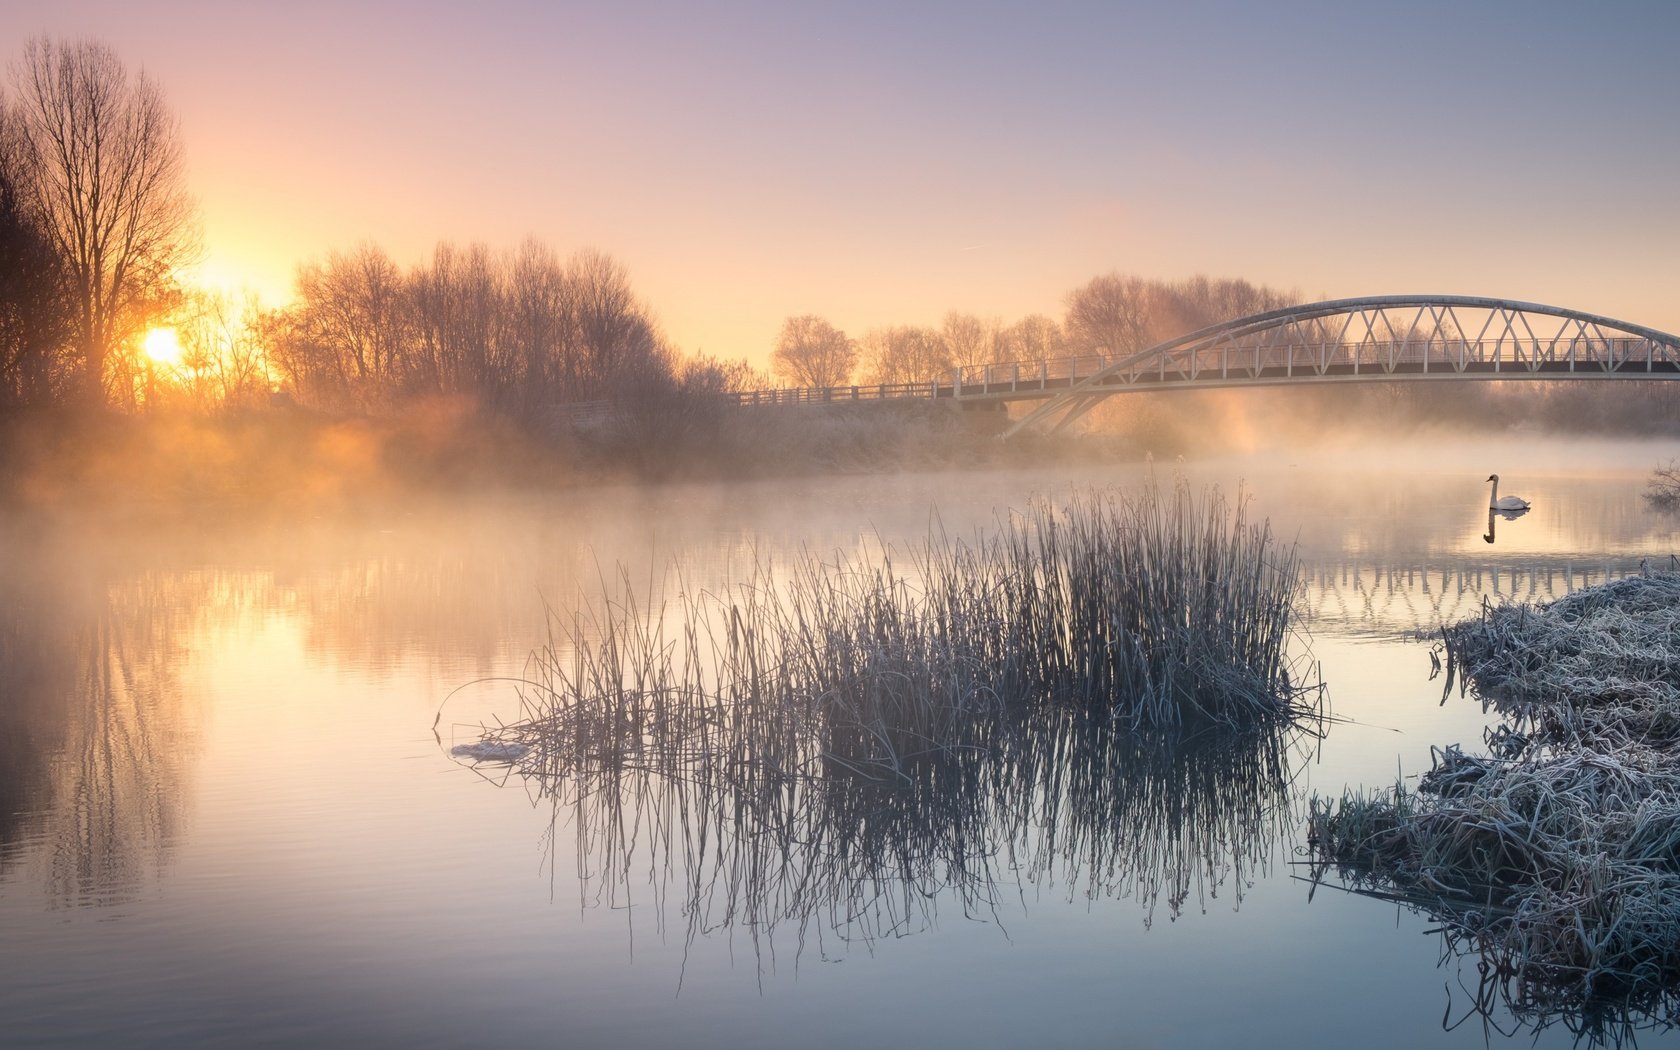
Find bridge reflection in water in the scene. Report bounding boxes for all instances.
[1298,554,1642,637]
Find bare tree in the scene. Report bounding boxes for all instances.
[996,314,1064,363]
[409,241,506,401]
[1160,275,1293,338]
[275,244,409,408]
[506,238,573,415]
[174,289,269,409]
[6,38,198,406]
[1065,273,1154,356]
[860,325,950,385]
[940,311,999,370]
[568,248,664,399]
[770,315,855,388]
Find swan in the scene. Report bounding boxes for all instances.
[1487,474,1531,512]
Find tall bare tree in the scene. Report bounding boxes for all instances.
[770,315,855,388]
[6,38,197,406]
[1065,273,1153,356]
[568,247,664,398]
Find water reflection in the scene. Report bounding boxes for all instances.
[475,702,1312,968]
[0,544,202,907]
[1310,875,1679,1050]
[1298,555,1644,637]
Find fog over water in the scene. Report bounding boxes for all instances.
[1,435,1677,1048]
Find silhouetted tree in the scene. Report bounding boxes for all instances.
[569,248,665,399]
[771,315,855,388]
[171,290,270,409]
[409,241,507,402]
[5,38,198,406]
[274,244,410,408]
[0,116,71,406]
[506,238,572,417]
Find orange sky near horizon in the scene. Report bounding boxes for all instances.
[10,1,1679,366]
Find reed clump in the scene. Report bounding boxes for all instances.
[1310,568,1680,1038]
[478,479,1317,781]
[1646,461,1680,510]
[455,479,1321,960]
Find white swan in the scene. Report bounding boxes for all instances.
[1487,474,1531,512]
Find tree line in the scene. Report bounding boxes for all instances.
[267,240,747,420]
[770,274,1296,389]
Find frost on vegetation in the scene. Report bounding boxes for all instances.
[1645,461,1680,510]
[1310,567,1680,1044]
[450,740,529,763]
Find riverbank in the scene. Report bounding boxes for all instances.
[0,401,1140,518]
[1309,569,1680,1036]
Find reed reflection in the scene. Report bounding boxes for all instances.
[487,700,1309,963]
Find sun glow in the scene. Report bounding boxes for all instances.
[144,327,183,366]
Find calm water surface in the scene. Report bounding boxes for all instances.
[2,438,1677,1048]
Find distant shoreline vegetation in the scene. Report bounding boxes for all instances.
[7,378,1680,515]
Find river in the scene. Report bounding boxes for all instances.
[1,436,1676,1048]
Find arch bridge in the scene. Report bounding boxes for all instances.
[728,296,1680,440]
[998,295,1680,438]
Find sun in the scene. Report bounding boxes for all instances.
[143,327,183,366]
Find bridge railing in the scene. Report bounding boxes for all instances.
[950,355,1116,390]
[727,381,945,406]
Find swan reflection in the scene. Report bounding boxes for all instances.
[1482,505,1530,544]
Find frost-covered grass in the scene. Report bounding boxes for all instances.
[1310,569,1680,1041]
[1646,461,1680,509]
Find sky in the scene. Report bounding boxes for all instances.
[7,0,1678,365]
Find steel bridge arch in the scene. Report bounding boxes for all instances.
[1002,295,1680,439]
